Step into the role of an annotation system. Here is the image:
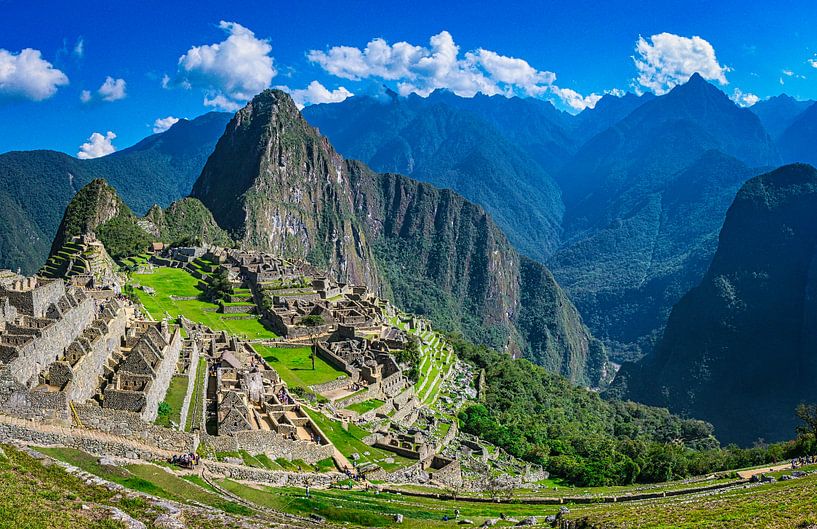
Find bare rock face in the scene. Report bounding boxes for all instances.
[192,90,607,385]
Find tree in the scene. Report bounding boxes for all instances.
[207,267,233,302]
[796,403,817,438]
[300,314,325,327]
[157,401,171,419]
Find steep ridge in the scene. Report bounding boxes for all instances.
[193,89,607,385]
[0,112,231,274]
[303,91,567,260]
[613,164,817,444]
[549,73,780,359]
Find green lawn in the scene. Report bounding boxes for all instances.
[303,408,413,472]
[185,357,207,432]
[131,267,276,340]
[345,399,385,415]
[154,375,189,428]
[254,345,345,389]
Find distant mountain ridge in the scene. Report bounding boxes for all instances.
[193,89,608,385]
[613,163,817,445]
[0,112,231,273]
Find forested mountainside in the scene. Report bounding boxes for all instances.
[193,89,607,385]
[0,112,230,274]
[613,164,817,444]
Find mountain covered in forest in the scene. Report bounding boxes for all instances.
[612,163,817,444]
[193,89,608,385]
[0,112,230,274]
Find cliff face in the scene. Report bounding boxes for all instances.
[615,164,817,444]
[192,90,607,385]
[192,91,378,288]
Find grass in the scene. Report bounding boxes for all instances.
[303,408,413,472]
[345,399,386,415]
[254,345,345,389]
[153,375,188,428]
[131,267,276,340]
[38,447,253,516]
[0,444,155,529]
[185,357,206,432]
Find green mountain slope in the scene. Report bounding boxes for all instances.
[193,89,607,385]
[0,112,230,274]
[614,163,817,444]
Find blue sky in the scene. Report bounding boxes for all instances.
[1,0,816,156]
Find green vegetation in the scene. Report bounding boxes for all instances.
[131,267,275,339]
[185,357,207,432]
[154,375,188,428]
[453,334,817,487]
[38,447,252,516]
[303,408,413,472]
[345,399,385,415]
[0,444,155,529]
[254,345,345,389]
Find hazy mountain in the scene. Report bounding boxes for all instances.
[0,112,230,273]
[549,73,780,359]
[777,101,817,167]
[193,89,607,385]
[751,94,815,140]
[613,164,817,444]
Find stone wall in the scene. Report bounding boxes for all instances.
[141,329,183,422]
[74,402,195,453]
[64,304,128,403]
[0,366,70,424]
[200,430,334,464]
[1,279,65,318]
[0,413,175,461]
[205,460,342,486]
[8,294,95,387]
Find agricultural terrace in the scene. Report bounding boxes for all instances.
[130,266,276,340]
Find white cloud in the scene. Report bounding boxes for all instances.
[605,88,626,97]
[77,131,116,159]
[731,88,759,107]
[0,48,69,100]
[281,81,353,109]
[97,76,126,101]
[74,37,84,58]
[161,74,171,89]
[810,58,817,69]
[153,116,180,133]
[177,21,275,110]
[633,33,729,95]
[203,93,242,111]
[782,69,794,76]
[308,31,602,112]
[79,89,91,103]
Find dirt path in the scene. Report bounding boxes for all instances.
[737,463,792,479]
